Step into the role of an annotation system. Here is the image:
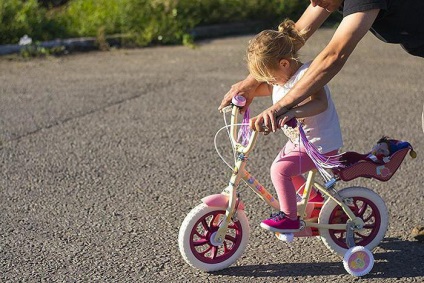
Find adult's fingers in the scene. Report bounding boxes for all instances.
[218,81,244,111]
[218,90,234,111]
[261,109,277,132]
[250,115,263,132]
[262,113,270,132]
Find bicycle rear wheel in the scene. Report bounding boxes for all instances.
[318,187,388,257]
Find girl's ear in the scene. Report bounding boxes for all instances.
[279,59,290,69]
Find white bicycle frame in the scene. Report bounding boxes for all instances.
[212,104,364,245]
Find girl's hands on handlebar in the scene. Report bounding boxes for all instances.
[278,111,295,128]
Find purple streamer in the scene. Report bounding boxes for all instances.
[238,108,251,146]
[298,123,345,181]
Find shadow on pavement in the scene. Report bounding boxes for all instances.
[212,237,424,278]
[370,237,424,278]
[212,262,346,277]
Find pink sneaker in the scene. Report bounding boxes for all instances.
[260,212,300,233]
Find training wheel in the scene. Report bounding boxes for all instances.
[343,246,374,277]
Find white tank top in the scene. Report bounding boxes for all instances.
[272,61,343,154]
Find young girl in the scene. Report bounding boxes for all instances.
[246,19,343,233]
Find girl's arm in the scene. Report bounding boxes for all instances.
[279,87,328,126]
[251,82,272,97]
[219,79,271,113]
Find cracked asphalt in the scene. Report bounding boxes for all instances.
[0,29,423,282]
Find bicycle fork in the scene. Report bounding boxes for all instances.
[211,152,247,246]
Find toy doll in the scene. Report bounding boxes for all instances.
[367,136,415,163]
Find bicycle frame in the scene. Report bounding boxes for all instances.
[212,104,364,244]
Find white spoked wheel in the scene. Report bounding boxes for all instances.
[343,246,374,277]
[319,187,388,257]
[178,203,250,272]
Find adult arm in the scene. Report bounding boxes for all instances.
[218,4,331,113]
[251,87,328,131]
[256,9,380,132]
[296,4,332,41]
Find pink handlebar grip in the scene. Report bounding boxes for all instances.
[232,95,246,107]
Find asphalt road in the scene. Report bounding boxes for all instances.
[0,29,423,282]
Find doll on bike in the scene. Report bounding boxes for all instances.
[245,19,344,233]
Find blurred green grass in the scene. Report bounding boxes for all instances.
[1,0,338,47]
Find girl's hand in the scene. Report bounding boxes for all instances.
[277,110,295,128]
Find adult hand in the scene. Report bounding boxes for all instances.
[249,105,289,134]
[249,114,271,135]
[218,75,259,113]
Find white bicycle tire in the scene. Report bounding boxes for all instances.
[319,187,388,257]
[178,203,250,272]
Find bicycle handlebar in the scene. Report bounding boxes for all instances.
[221,97,258,155]
[224,95,297,155]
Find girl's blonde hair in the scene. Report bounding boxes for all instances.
[247,19,306,83]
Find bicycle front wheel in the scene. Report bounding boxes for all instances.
[178,203,250,271]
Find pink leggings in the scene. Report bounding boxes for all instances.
[270,140,338,219]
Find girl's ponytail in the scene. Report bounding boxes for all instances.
[277,19,306,55]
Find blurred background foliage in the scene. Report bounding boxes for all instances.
[1,0,339,46]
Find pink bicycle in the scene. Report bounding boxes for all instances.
[178,96,415,277]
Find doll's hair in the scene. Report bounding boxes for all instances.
[377,136,390,144]
[247,19,306,83]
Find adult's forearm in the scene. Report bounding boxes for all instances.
[295,4,331,42]
[275,49,346,113]
[272,9,378,119]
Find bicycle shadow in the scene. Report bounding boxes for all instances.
[212,237,424,278]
